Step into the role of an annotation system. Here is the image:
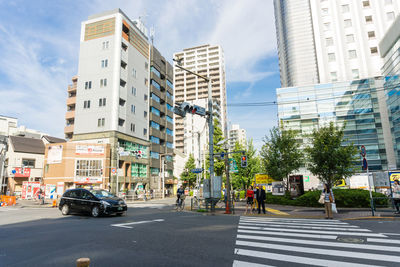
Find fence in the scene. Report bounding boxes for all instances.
[0,195,16,206]
[371,197,397,216]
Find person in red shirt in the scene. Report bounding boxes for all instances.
[245,186,254,214]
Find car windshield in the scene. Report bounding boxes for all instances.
[90,190,116,199]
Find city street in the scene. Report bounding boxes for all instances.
[1,202,400,266]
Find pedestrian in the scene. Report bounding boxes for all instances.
[321,183,335,219]
[256,185,266,214]
[245,186,254,214]
[252,185,257,212]
[392,180,400,214]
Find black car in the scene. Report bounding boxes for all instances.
[59,189,127,217]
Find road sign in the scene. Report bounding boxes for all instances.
[360,145,366,157]
[229,158,238,173]
[111,168,117,174]
[362,158,368,171]
[190,168,204,174]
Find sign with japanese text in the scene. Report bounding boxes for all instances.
[76,145,105,155]
[14,167,31,177]
[48,145,63,164]
[74,177,102,184]
[255,174,275,185]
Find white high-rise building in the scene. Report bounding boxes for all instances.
[173,44,227,153]
[274,0,400,87]
[229,124,246,151]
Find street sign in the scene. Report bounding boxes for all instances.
[190,168,204,174]
[361,145,366,157]
[362,158,368,171]
[229,158,238,173]
[111,168,117,174]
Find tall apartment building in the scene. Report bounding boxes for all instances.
[229,124,247,151]
[173,44,227,154]
[65,76,77,140]
[274,0,400,87]
[70,9,173,193]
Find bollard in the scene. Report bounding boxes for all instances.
[52,199,57,208]
[76,258,90,267]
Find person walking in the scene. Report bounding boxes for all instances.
[322,184,335,219]
[245,186,254,215]
[392,180,400,214]
[256,185,266,214]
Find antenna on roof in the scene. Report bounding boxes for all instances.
[150,26,155,45]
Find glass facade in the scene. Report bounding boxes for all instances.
[151,79,160,90]
[151,66,161,78]
[131,163,147,178]
[118,140,148,159]
[277,77,388,171]
[385,75,400,167]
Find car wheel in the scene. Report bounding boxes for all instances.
[91,206,101,217]
[116,212,124,216]
[61,204,70,215]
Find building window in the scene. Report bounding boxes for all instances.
[362,1,370,7]
[346,34,355,43]
[387,12,395,21]
[101,59,108,68]
[76,159,103,177]
[150,121,160,130]
[368,31,375,39]
[144,94,148,101]
[166,128,173,136]
[166,91,173,100]
[370,47,378,54]
[118,118,125,127]
[132,87,136,96]
[98,118,105,127]
[166,142,173,149]
[151,107,160,116]
[352,69,359,79]
[330,72,337,82]
[150,151,159,159]
[322,8,329,15]
[167,80,173,89]
[143,128,147,136]
[151,93,160,103]
[84,100,91,109]
[341,4,350,13]
[349,50,357,59]
[328,53,336,62]
[145,78,148,86]
[326,38,334,46]
[151,79,161,90]
[144,111,148,118]
[166,103,173,111]
[150,136,160,144]
[323,22,331,31]
[151,66,161,78]
[131,105,136,114]
[100,78,107,87]
[130,123,135,132]
[102,41,109,50]
[132,68,137,78]
[99,98,106,107]
[365,15,373,23]
[85,81,92,89]
[166,116,173,124]
[344,19,352,28]
[22,159,35,168]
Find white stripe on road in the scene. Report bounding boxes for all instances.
[239,219,359,228]
[239,222,367,231]
[367,238,400,244]
[238,229,338,240]
[240,217,348,225]
[237,234,400,251]
[379,233,400,236]
[234,248,383,267]
[236,240,400,263]
[232,260,275,267]
[238,225,386,237]
[111,219,164,229]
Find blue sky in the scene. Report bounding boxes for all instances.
[0,0,280,150]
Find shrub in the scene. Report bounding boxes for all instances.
[189,191,193,196]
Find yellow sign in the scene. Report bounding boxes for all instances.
[389,172,400,182]
[255,174,276,185]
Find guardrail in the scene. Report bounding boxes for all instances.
[190,197,235,214]
[371,197,397,216]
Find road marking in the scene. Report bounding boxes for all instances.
[232,260,275,267]
[111,219,165,229]
[239,222,367,231]
[367,238,400,244]
[238,229,338,240]
[379,232,400,236]
[237,234,400,251]
[240,216,347,224]
[265,208,289,215]
[234,248,383,267]
[239,219,359,228]
[236,240,400,263]
[238,225,386,237]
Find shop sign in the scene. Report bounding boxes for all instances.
[57,182,64,196]
[75,145,105,155]
[14,167,31,177]
[74,177,102,184]
[48,145,63,164]
[255,174,275,185]
[389,171,400,182]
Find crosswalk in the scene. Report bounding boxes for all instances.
[233,216,400,267]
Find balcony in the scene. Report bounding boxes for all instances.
[67,84,77,93]
[64,124,74,134]
[66,96,76,106]
[65,111,75,120]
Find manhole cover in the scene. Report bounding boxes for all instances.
[337,237,365,243]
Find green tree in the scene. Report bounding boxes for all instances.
[260,126,303,190]
[231,139,261,189]
[305,122,358,187]
[206,118,225,177]
[181,154,197,188]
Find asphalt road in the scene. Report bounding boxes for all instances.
[0,205,239,267]
[2,205,400,267]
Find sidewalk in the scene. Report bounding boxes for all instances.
[192,200,400,220]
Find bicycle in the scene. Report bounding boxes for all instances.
[176,195,186,211]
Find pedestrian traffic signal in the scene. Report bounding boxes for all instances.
[173,102,207,117]
[241,155,247,167]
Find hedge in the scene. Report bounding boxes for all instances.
[264,189,388,208]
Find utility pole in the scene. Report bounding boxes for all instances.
[116,142,120,195]
[224,146,231,214]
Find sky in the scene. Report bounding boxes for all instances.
[0,0,280,151]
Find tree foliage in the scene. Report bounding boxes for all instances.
[181,154,197,188]
[305,122,358,187]
[206,118,225,177]
[260,126,303,190]
[231,139,261,189]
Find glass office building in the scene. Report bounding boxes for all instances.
[385,75,400,167]
[277,77,389,171]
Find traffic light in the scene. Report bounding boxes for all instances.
[173,102,206,117]
[241,155,247,168]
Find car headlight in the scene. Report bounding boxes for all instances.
[119,200,126,205]
[100,200,111,206]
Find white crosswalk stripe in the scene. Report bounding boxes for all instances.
[233,216,400,267]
